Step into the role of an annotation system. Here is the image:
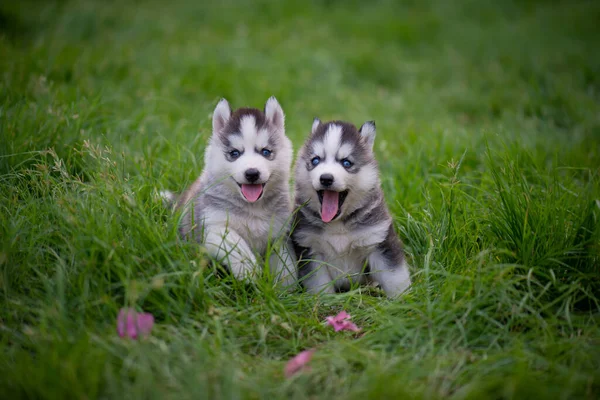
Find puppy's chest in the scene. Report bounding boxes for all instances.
[227,211,286,252]
[299,220,390,265]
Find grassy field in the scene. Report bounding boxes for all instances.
[1,0,600,398]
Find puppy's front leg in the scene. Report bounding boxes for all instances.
[204,226,257,280]
[269,238,297,288]
[299,258,334,294]
[368,249,411,297]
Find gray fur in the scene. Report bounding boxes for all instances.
[292,120,411,297]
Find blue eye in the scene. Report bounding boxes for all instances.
[311,157,320,166]
[261,148,272,157]
[341,159,353,168]
[229,150,240,158]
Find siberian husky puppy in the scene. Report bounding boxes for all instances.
[292,119,411,296]
[162,97,296,285]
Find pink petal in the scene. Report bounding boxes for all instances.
[334,310,350,322]
[126,311,138,339]
[136,313,154,338]
[325,310,361,332]
[284,349,315,378]
[340,320,361,332]
[117,308,154,340]
[117,309,128,338]
[326,317,346,332]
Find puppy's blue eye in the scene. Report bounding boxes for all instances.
[229,150,240,158]
[311,157,320,166]
[261,148,272,157]
[341,159,353,168]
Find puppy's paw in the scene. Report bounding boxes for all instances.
[158,190,177,208]
[229,259,258,281]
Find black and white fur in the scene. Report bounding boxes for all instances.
[292,119,411,297]
[163,97,296,285]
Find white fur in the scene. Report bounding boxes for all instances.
[159,190,176,204]
[256,129,271,149]
[268,239,297,288]
[311,118,321,134]
[178,97,296,286]
[296,123,381,221]
[368,253,411,295]
[301,262,336,294]
[323,124,343,157]
[212,99,231,133]
[240,115,257,137]
[359,121,376,149]
[296,219,391,292]
[222,114,274,186]
[204,224,257,279]
[294,119,411,297]
[205,111,284,199]
[296,162,380,221]
[337,143,354,159]
[265,96,285,132]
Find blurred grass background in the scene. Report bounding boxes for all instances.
[1,0,599,398]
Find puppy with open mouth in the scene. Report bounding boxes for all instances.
[162,97,296,284]
[292,118,411,296]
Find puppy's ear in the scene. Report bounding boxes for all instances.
[212,99,231,134]
[359,121,376,149]
[311,118,321,135]
[265,96,285,132]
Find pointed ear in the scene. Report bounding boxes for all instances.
[359,121,376,149]
[311,118,321,135]
[265,96,285,132]
[212,99,231,134]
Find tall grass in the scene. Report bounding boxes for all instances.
[1,0,599,398]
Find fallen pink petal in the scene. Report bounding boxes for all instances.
[117,308,155,339]
[334,310,350,320]
[326,310,361,332]
[284,349,316,378]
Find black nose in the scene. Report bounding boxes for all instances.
[245,168,260,183]
[320,173,334,187]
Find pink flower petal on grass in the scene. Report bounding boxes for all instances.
[326,311,361,332]
[340,320,361,332]
[117,308,154,340]
[326,316,346,331]
[136,313,155,338]
[126,312,138,338]
[334,310,350,320]
[117,309,128,338]
[285,349,316,378]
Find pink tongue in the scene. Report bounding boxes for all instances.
[241,184,263,202]
[321,190,339,223]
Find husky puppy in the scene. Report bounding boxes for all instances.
[163,97,296,284]
[292,119,411,296]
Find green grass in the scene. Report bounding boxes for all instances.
[1,0,600,398]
